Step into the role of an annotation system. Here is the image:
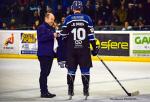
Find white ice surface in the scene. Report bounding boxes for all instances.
[0,58,150,102]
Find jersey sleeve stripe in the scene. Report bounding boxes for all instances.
[88,33,94,36]
[88,26,93,28]
[89,38,95,41]
[60,33,68,36]
[62,26,67,28]
[66,20,88,25]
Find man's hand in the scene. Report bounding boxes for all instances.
[53,32,58,38]
[58,61,66,68]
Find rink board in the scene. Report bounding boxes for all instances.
[0,54,150,62]
[0,30,150,62]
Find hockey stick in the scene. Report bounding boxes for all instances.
[96,55,139,96]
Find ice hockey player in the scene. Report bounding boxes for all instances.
[58,0,99,99]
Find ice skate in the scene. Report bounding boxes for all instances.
[84,89,89,100]
[82,75,90,100]
[68,89,74,100]
[67,74,75,100]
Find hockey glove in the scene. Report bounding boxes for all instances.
[91,46,99,56]
[90,40,99,56]
[58,61,66,68]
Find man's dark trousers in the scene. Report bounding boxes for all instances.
[38,56,53,94]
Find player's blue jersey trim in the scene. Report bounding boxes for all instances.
[62,13,93,28]
[62,13,95,41]
[66,20,88,25]
[88,33,95,41]
[62,25,67,28]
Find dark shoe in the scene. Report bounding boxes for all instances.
[68,90,74,96]
[68,85,74,96]
[41,92,56,98]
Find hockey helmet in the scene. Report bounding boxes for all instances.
[71,0,83,10]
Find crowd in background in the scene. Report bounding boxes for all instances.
[0,0,150,30]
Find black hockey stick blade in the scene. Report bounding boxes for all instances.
[128,91,140,96]
[96,55,140,97]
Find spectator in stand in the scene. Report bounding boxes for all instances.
[127,0,139,23]
[55,5,63,23]
[97,19,104,30]
[105,0,113,24]
[18,0,29,6]
[58,16,65,30]
[0,18,3,29]
[95,1,100,23]
[145,0,150,25]
[32,19,40,30]
[2,22,8,30]
[96,0,112,25]
[109,21,116,30]
[32,10,41,29]
[84,0,95,23]
[117,5,127,25]
[17,6,28,26]
[27,0,39,26]
[112,0,121,9]
[66,7,72,15]
[132,20,139,30]
[9,18,16,30]
[0,0,150,30]
[138,19,148,30]
[109,9,120,25]
[137,3,145,22]
[8,2,18,22]
[39,0,47,23]
[122,21,132,30]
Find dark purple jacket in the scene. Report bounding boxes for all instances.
[37,22,55,57]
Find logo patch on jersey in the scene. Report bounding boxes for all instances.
[74,40,83,48]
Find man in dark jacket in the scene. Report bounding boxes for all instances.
[37,12,58,98]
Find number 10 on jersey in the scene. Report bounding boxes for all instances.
[71,28,86,45]
[71,28,86,40]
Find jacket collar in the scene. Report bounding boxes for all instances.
[43,22,55,32]
[43,22,52,29]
